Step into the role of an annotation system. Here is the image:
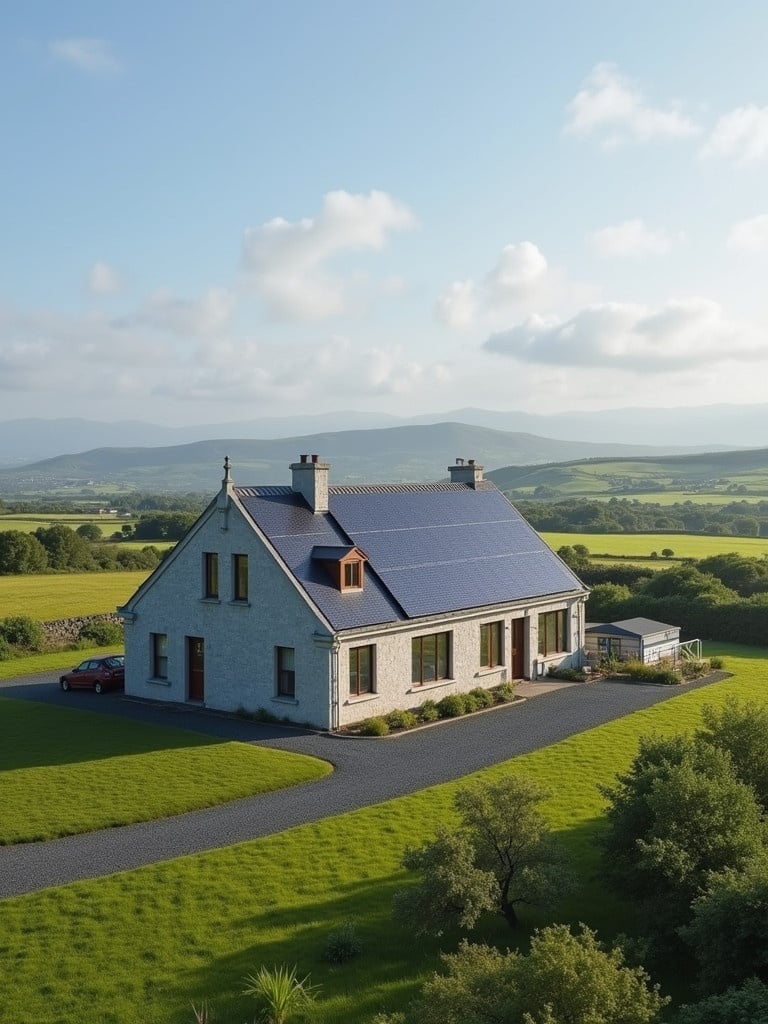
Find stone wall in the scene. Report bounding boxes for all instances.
[42,613,123,647]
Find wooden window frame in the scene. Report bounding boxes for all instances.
[233,553,248,601]
[203,552,219,599]
[343,559,362,590]
[538,610,568,657]
[412,632,451,686]
[349,644,374,696]
[276,646,296,698]
[480,621,504,668]
[152,632,168,679]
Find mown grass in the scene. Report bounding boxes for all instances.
[0,698,330,844]
[541,530,768,559]
[589,491,768,505]
[0,646,123,680]
[0,646,762,1024]
[0,570,150,619]
[0,514,122,535]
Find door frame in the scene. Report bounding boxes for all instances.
[187,636,205,701]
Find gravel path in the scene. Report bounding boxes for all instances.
[0,671,726,898]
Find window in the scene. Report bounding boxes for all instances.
[233,553,248,601]
[276,646,295,697]
[538,610,568,656]
[349,645,374,696]
[204,552,219,598]
[480,621,504,668]
[152,633,168,679]
[343,559,362,589]
[412,632,450,685]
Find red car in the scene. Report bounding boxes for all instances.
[59,655,125,693]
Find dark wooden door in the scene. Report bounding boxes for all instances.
[187,636,205,701]
[511,618,525,679]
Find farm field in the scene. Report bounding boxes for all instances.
[587,490,768,505]
[0,513,123,535]
[0,645,761,1024]
[0,698,330,844]
[0,570,150,619]
[540,530,768,559]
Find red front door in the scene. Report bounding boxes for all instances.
[187,636,205,701]
[511,618,525,679]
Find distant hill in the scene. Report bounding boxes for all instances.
[487,448,768,498]
[0,422,713,495]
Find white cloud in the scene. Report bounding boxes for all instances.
[702,105,768,164]
[115,287,236,337]
[50,38,122,75]
[588,219,674,258]
[87,262,121,295]
[435,280,478,330]
[565,63,700,145]
[486,242,548,294]
[727,214,768,253]
[242,189,415,320]
[483,299,762,371]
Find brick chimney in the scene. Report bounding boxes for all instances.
[290,454,329,513]
[448,457,484,488]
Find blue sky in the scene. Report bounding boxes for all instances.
[3,1,768,426]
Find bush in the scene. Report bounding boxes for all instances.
[0,615,45,651]
[494,681,516,702]
[548,666,588,681]
[461,693,479,714]
[679,659,709,680]
[709,655,725,670]
[323,920,362,964]
[468,687,494,709]
[621,659,682,685]
[437,694,466,718]
[386,708,417,731]
[0,636,12,661]
[78,620,124,647]
[359,716,389,736]
[418,699,439,722]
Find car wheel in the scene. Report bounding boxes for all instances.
[60,678,70,691]
[94,681,103,694]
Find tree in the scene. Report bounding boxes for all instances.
[697,696,768,810]
[75,522,103,542]
[0,530,48,574]
[390,927,667,1024]
[661,548,674,559]
[681,852,768,993]
[671,978,768,1024]
[600,734,766,948]
[394,774,571,934]
[34,524,95,571]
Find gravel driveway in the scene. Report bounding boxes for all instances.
[0,670,726,898]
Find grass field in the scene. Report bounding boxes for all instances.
[0,645,761,1024]
[541,531,768,559]
[588,491,768,506]
[0,513,123,535]
[0,698,330,844]
[0,570,150,619]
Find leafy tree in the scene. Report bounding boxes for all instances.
[0,530,48,574]
[394,775,571,934]
[697,697,768,810]
[0,615,45,651]
[557,544,590,573]
[587,583,633,621]
[600,734,766,948]
[388,927,667,1024]
[75,522,103,542]
[661,548,674,558]
[639,565,736,604]
[34,524,96,571]
[671,978,768,1024]
[681,852,768,993]
[698,553,768,598]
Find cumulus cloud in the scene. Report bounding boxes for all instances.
[87,262,121,295]
[115,287,236,337]
[588,219,674,257]
[50,38,122,75]
[564,63,700,145]
[727,214,768,253]
[483,299,762,371]
[702,105,768,164]
[242,189,415,320]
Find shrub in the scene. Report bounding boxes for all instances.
[418,699,439,722]
[709,655,725,670]
[461,693,479,714]
[679,659,709,680]
[468,687,494,709]
[547,666,588,682]
[621,659,681,685]
[79,620,124,647]
[0,615,45,651]
[0,636,12,661]
[437,694,466,718]
[359,716,389,736]
[386,708,417,731]
[495,681,516,702]
[323,920,363,964]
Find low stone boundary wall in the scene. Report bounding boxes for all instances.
[42,613,123,646]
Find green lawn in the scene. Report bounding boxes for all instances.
[0,645,762,1024]
[0,698,330,844]
[0,513,123,535]
[541,530,768,559]
[0,570,150,619]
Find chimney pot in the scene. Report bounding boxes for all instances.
[300,454,308,463]
[456,457,464,465]
[468,459,475,466]
[311,453,318,464]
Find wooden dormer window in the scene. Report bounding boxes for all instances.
[311,544,367,593]
[343,559,362,590]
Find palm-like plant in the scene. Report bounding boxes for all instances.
[243,963,319,1024]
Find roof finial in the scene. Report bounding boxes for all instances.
[223,455,231,484]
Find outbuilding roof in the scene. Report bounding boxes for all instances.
[585,617,680,639]
[236,481,585,631]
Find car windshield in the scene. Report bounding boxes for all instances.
[104,656,124,668]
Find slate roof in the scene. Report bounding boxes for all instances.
[585,617,679,639]
[236,482,585,632]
